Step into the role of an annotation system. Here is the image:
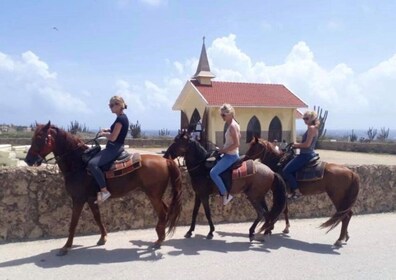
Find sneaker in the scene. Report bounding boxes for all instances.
[287,191,302,201]
[223,194,233,206]
[95,191,111,204]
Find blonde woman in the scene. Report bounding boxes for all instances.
[87,96,129,204]
[210,103,241,205]
[283,110,320,200]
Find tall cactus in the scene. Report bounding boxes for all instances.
[313,105,328,139]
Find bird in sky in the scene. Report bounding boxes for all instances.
[52,27,58,31]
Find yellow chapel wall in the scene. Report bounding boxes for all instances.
[206,107,296,154]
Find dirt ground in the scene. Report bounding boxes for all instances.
[130,147,396,166]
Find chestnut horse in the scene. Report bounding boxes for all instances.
[245,137,360,246]
[25,122,182,255]
[164,132,287,241]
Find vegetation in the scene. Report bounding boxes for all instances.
[130,120,142,139]
[366,127,377,141]
[349,129,358,142]
[314,105,328,139]
[377,127,390,142]
[158,128,171,137]
[67,121,89,135]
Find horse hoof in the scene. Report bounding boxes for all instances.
[282,228,290,234]
[249,234,255,242]
[206,233,214,240]
[264,230,272,236]
[184,232,193,238]
[151,242,162,250]
[334,240,343,247]
[97,236,107,246]
[56,248,68,256]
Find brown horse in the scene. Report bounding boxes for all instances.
[25,122,182,255]
[244,137,360,246]
[164,132,287,241]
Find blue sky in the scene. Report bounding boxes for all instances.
[1,0,395,131]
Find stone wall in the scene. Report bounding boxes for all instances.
[0,164,395,242]
[317,140,396,154]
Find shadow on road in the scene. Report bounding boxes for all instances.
[216,231,340,255]
[0,230,340,269]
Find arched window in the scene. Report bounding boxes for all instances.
[268,116,282,142]
[246,116,261,143]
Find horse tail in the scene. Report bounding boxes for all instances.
[320,171,360,232]
[261,172,287,231]
[165,159,183,235]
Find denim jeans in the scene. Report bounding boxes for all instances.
[210,153,239,195]
[282,152,315,190]
[87,142,124,189]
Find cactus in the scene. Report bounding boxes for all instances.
[314,105,328,139]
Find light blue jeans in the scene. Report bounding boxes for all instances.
[210,153,239,195]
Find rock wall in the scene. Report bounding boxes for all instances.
[0,164,395,242]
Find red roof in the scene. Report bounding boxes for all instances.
[192,80,307,108]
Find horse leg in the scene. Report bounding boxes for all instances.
[334,210,353,247]
[245,196,266,241]
[201,195,215,239]
[58,200,84,256]
[149,197,167,249]
[87,199,108,246]
[185,194,201,238]
[282,205,291,234]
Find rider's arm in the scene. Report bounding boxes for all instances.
[294,126,316,149]
[102,122,122,142]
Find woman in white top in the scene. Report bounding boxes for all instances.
[209,103,241,205]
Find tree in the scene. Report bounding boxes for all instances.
[158,128,170,137]
[130,120,141,139]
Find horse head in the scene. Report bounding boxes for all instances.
[245,137,287,171]
[25,121,57,166]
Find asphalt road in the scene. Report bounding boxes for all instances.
[1,212,395,280]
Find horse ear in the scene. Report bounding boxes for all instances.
[43,121,51,130]
[254,136,259,143]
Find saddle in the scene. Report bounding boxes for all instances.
[102,151,142,179]
[295,154,326,182]
[84,147,142,179]
[206,156,256,193]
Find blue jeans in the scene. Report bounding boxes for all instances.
[87,142,124,189]
[282,152,315,191]
[210,153,239,195]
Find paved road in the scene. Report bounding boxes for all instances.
[1,212,395,280]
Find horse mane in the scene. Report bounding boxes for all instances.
[257,138,282,169]
[51,125,86,151]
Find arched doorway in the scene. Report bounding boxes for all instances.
[246,116,261,143]
[268,116,282,142]
[189,109,202,141]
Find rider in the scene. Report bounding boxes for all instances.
[210,103,241,206]
[87,96,129,204]
[283,110,320,200]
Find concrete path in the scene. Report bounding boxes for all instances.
[1,212,395,280]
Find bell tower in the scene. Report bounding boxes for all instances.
[192,36,215,86]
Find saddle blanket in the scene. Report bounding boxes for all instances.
[296,161,326,182]
[105,152,142,179]
[232,160,256,180]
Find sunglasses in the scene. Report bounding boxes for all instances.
[109,103,120,108]
[303,117,309,121]
[221,113,227,117]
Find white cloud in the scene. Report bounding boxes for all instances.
[139,0,166,7]
[199,34,395,129]
[0,50,90,126]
